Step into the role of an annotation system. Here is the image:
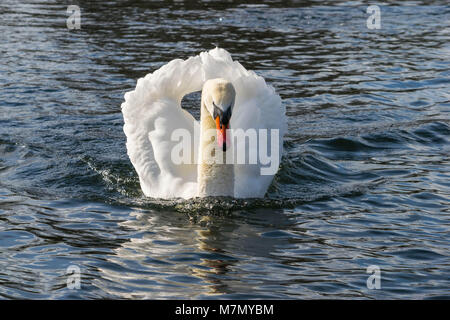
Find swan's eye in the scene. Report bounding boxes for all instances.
[212,102,223,120]
[212,102,232,125]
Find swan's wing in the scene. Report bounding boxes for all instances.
[121,57,203,199]
[231,77,285,198]
[200,48,286,198]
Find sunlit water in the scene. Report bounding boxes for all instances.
[1,1,449,299]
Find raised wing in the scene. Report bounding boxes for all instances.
[231,74,285,198]
[121,57,203,199]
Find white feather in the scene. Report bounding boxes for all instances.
[121,48,286,199]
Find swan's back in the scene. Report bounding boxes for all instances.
[121,48,286,199]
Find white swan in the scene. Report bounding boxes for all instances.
[121,48,286,199]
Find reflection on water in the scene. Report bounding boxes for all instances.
[0,1,449,299]
[97,209,293,299]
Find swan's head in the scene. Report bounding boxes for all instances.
[202,78,235,152]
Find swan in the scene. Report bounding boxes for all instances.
[121,48,286,199]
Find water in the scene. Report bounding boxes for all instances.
[1,0,449,299]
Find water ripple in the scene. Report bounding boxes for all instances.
[0,1,449,299]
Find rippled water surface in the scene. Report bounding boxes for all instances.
[1,1,449,299]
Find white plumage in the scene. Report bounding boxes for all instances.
[121,48,286,199]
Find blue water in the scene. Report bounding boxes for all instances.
[0,1,449,299]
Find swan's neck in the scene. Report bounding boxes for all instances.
[198,101,234,197]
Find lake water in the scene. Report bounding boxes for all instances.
[0,1,449,299]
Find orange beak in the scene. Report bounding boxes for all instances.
[215,116,229,152]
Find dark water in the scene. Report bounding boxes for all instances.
[1,0,449,299]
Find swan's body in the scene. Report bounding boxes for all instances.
[121,48,285,199]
